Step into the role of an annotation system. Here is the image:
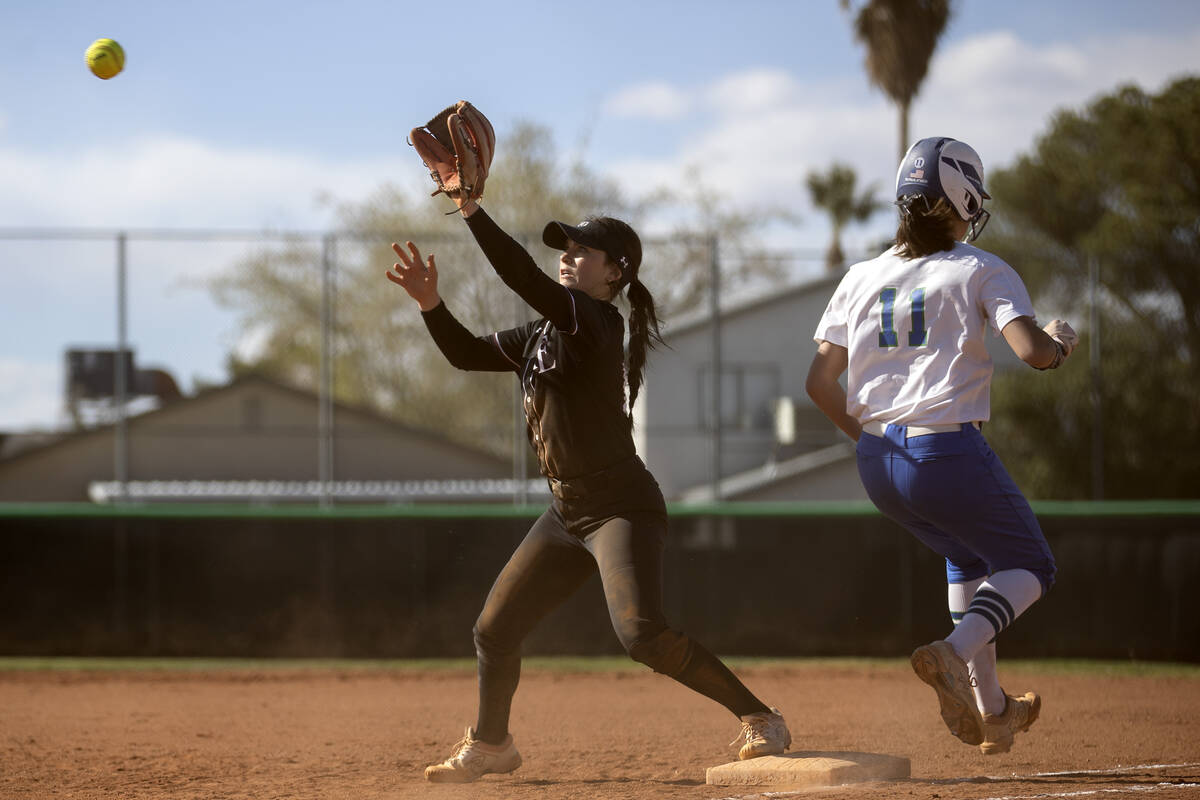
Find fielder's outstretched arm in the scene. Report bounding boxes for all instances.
[385,240,517,373]
[458,205,578,333]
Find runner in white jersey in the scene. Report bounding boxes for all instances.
[806,137,1078,757]
[821,242,1038,428]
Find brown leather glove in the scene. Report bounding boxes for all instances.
[410,101,495,202]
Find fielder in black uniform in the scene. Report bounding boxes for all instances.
[386,195,791,783]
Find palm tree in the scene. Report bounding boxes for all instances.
[806,163,882,272]
[842,0,954,160]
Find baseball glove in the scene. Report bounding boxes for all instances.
[410,101,495,202]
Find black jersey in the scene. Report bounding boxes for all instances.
[421,209,636,481]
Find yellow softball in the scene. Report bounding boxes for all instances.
[86,38,125,80]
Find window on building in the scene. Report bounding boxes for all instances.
[697,364,780,431]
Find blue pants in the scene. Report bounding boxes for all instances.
[856,424,1056,594]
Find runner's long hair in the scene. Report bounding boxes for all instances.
[894,196,960,259]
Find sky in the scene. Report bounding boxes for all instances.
[2,0,1198,431]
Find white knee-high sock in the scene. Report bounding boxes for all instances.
[946,569,1043,664]
[946,578,985,633]
[946,578,1005,715]
[969,643,1005,715]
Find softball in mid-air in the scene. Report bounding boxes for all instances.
[86,38,125,80]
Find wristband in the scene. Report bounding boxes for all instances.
[1036,339,1066,371]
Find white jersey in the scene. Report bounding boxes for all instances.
[813,242,1036,426]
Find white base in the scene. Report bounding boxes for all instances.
[706,751,910,788]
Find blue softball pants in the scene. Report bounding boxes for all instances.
[856,423,1056,594]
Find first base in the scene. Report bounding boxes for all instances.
[706,751,910,788]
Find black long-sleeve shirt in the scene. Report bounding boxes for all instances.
[421,209,635,481]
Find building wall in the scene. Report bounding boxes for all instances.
[0,379,508,501]
[642,281,843,498]
[641,278,1030,499]
[736,458,869,502]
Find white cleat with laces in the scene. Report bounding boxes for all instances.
[423,726,522,783]
[733,707,792,760]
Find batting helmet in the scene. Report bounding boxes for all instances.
[895,137,991,241]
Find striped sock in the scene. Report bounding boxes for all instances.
[966,588,1017,636]
[947,569,1043,663]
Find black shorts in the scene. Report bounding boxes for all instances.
[547,455,667,535]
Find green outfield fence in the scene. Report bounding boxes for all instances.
[2,501,1198,661]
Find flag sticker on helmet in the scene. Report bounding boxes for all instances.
[908,156,926,182]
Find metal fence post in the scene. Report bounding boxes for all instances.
[114,231,129,503]
[513,265,528,505]
[709,235,722,501]
[318,233,336,508]
[1089,255,1104,499]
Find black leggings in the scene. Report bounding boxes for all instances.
[471,504,769,744]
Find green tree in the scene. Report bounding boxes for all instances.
[982,77,1200,498]
[805,162,883,271]
[211,123,627,458]
[842,0,954,160]
[208,122,786,456]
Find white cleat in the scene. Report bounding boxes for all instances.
[423,726,522,783]
[911,640,984,746]
[733,707,792,760]
[980,691,1041,755]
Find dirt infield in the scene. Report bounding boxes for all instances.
[3,661,1198,800]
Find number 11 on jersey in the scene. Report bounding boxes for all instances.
[878,287,928,348]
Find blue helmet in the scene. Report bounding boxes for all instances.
[895,137,991,241]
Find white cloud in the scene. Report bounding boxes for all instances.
[703,68,803,114]
[916,28,1200,170]
[0,135,401,230]
[232,322,273,365]
[600,26,1200,248]
[605,81,692,120]
[0,135,419,431]
[604,79,895,238]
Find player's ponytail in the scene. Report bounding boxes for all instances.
[895,196,960,259]
[578,215,664,426]
[624,276,664,425]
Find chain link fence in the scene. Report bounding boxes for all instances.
[2,227,1132,503]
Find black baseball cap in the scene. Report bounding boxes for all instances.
[542,217,642,284]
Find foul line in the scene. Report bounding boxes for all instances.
[1028,764,1200,778]
[715,783,1200,800]
[970,782,1200,800]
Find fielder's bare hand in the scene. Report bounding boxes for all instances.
[386,241,441,311]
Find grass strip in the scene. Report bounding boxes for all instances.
[1,655,1196,678]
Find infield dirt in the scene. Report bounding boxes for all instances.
[2,661,1198,799]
